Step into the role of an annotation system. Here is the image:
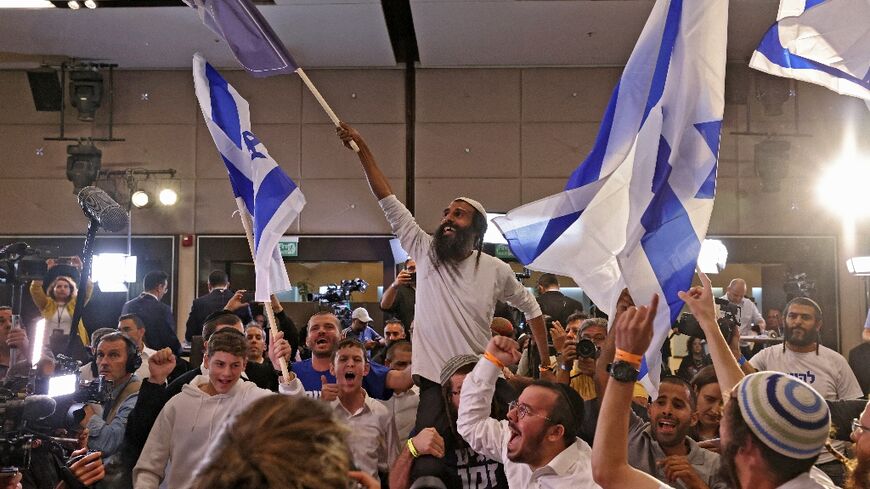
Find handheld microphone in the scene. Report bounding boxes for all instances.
[77,186,129,232]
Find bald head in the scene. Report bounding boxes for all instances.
[726,279,746,304]
[490,317,514,337]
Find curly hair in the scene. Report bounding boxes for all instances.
[191,395,351,489]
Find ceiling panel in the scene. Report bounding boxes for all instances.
[0,3,396,69]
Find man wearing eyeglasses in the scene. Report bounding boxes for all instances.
[456,336,599,488]
[592,274,840,489]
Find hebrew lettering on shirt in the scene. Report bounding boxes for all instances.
[455,447,500,489]
[788,371,816,384]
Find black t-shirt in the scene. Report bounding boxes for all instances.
[381,284,415,335]
[448,443,508,489]
[536,290,584,326]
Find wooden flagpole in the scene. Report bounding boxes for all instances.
[296,68,360,153]
[234,197,291,383]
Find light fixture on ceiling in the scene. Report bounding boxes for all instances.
[69,66,103,121]
[67,0,80,9]
[131,189,151,208]
[754,139,790,192]
[83,0,96,8]
[66,142,101,194]
[158,188,178,206]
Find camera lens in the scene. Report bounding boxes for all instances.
[577,338,599,359]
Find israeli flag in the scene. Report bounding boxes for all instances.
[193,53,305,301]
[494,0,726,395]
[750,0,869,101]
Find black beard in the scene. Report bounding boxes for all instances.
[432,222,475,268]
[784,326,819,347]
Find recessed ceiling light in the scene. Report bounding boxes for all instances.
[68,0,80,9]
[84,0,96,8]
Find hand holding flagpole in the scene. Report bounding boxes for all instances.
[234,197,291,383]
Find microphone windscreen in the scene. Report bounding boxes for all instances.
[23,395,57,421]
[101,205,129,232]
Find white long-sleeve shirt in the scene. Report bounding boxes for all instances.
[329,393,399,483]
[380,195,542,383]
[133,374,302,489]
[456,358,600,489]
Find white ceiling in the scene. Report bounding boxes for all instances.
[0,0,780,70]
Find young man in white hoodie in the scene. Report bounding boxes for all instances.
[133,328,302,489]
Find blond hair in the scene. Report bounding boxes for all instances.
[191,395,351,489]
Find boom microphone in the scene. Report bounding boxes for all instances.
[77,186,129,232]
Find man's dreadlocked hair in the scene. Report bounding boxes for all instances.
[470,207,487,269]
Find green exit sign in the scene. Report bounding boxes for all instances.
[494,244,515,259]
[278,240,298,257]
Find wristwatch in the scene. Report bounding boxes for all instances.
[607,361,639,383]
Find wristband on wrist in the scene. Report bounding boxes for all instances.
[614,349,643,368]
[737,355,747,366]
[407,438,420,458]
[483,351,505,370]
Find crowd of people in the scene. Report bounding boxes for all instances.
[0,124,868,489]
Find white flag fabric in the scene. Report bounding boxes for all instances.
[193,53,305,301]
[494,0,727,395]
[750,0,869,100]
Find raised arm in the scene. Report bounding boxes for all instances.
[677,272,744,396]
[592,294,665,489]
[337,123,393,200]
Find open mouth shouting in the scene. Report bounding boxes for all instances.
[656,418,678,436]
[507,422,522,452]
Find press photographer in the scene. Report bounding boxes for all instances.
[77,332,141,462]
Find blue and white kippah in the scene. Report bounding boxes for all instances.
[736,371,830,460]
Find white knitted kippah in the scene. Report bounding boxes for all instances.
[453,197,486,217]
[735,371,830,460]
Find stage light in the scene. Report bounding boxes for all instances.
[131,190,151,208]
[83,0,96,8]
[846,257,870,276]
[816,153,870,218]
[31,319,45,366]
[697,239,728,274]
[66,143,101,194]
[67,0,80,9]
[69,66,103,121]
[159,188,178,206]
[92,253,137,292]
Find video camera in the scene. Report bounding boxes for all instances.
[675,297,740,341]
[310,278,369,329]
[40,355,113,432]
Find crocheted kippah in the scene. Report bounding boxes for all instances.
[735,371,830,460]
[453,197,486,217]
[440,354,480,387]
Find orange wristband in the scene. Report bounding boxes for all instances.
[614,349,643,368]
[483,351,505,370]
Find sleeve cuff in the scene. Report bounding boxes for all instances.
[473,355,502,382]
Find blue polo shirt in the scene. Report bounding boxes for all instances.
[292,358,393,400]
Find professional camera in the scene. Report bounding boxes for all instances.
[675,297,740,341]
[0,390,58,472]
[576,338,600,359]
[784,272,815,299]
[0,241,48,284]
[310,278,369,329]
[35,356,113,432]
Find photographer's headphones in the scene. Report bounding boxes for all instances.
[97,332,142,374]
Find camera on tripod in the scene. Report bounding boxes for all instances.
[675,297,740,341]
